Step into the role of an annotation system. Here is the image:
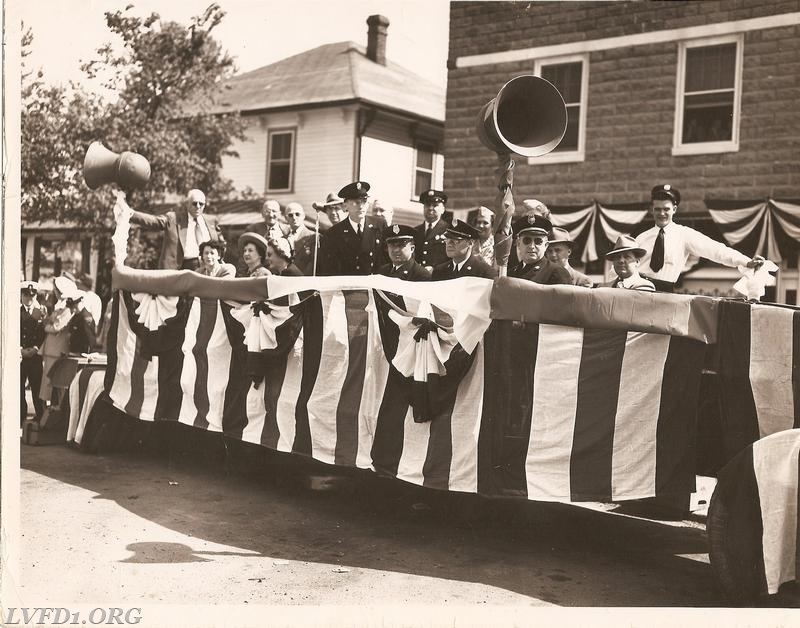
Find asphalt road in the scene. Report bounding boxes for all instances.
[14,439,733,612]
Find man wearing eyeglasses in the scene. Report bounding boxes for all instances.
[430,219,494,280]
[246,199,291,241]
[284,202,316,275]
[508,215,572,284]
[123,188,223,270]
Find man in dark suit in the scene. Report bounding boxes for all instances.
[319,181,388,275]
[123,189,223,270]
[284,202,318,276]
[246,199,292,241]
[508,215,572,284]
[431,219,494,280]
[20,281,46,424]
[378,225,432,281]
[414,189,451,269]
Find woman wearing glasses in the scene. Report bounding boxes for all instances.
[508,215,571,284]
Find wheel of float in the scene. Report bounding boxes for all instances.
[707,442,767,605]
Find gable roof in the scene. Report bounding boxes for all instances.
[209,41,445,123]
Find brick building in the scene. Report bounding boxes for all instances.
[445,1,800,299]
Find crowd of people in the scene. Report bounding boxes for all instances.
[22,180,765,425]
[114,180,764,293]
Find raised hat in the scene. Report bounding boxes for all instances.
[239,232,270,258]
[384,224,416,242]
[605,234,647,259]
[54,276,80,299]
[522,198,550,217]
[444,217,480,240]
[420,189,448,205]
[312,192,344,211]
[548,227,573,245]
[513,213,552,236]
[651,183,680,205]
[338,181,371,200]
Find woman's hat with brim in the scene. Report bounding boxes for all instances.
[605,234,647,259]
[268,236,294,262]
[239,232,269,258]
[54,276,80,299]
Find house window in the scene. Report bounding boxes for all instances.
[673,34,742,156]
[530,54,588,164]
[266,129,295,192]
[413,143,435,198]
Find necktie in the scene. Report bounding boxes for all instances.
[650,228,665,272]
[356,222,362,237]
[425,223,432,239]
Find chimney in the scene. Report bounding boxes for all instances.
[366,15,389,66]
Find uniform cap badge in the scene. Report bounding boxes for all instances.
[392,225,399,234]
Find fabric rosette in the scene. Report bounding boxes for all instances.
[132,293,180,331]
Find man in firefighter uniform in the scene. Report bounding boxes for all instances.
[20,281,46,424]
[414,189,450,269]
[431,219,494,280]
[508,215,572,285]
[378,224,432,281]
[319,181,388,275]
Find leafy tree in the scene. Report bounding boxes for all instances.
[21,3,247,295]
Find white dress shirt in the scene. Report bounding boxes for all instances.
[637,222,750,282]
[348,218,365,234]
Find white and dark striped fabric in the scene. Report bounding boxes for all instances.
[104,285,708,502]
[67,367,106,444]
[717,300,800,461]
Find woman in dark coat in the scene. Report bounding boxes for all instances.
[266,237,303,277]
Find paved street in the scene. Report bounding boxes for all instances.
[17,440,723,609]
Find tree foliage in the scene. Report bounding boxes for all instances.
[21,3,247,293]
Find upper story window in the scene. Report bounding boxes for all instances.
[673,34,743,156]
[266,129,295,192]
[413,143,435,199]
[530,53,588,165]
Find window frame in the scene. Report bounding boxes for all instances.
[528,53,589,165]
[672,33,743,156]
[265,127,296,193]
[411,141,437,202]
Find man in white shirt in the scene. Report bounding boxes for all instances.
[638,184,764,291]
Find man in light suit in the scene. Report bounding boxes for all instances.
[123,189,223,270]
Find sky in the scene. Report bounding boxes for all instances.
[13,0,451,91]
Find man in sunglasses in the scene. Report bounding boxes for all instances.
[123,188,223,270]
[508,215,572,284]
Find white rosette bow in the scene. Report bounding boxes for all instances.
[230,301,294,352]
[132,293,180,331]
[389,301,457,381]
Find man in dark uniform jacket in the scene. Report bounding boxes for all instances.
[508,215,572,285]
[431,219,494,280]
[319,181,388,275]
[414,189,451,269]
[378,224,432,281]
[20,281,46,423]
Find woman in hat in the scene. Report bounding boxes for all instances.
[197,240,236,278]
[266,237,303,277]
[237,232,272,278]
[603,235,656,292]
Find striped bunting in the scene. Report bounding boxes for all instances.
[717,300,800,460]
[105,288,707,501]
[67,367,106,444]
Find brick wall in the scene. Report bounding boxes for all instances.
[444,1,800,213]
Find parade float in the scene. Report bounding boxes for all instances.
[66,78,799,605]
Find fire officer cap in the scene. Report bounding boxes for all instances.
[651,183,680,206]
[338,181,371,200]
[513,214,553,237]
[420,189,448,205]
[444,217,480,240]
[384,224,416,243]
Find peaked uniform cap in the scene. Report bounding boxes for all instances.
[605,234,647,259]
[338,181,370,200]
[21,280,40,292]
[444,218,480,240]
[651,183,681,205]
[420,189,448,205]
[384,224,416,242]
[513,214,552,236]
